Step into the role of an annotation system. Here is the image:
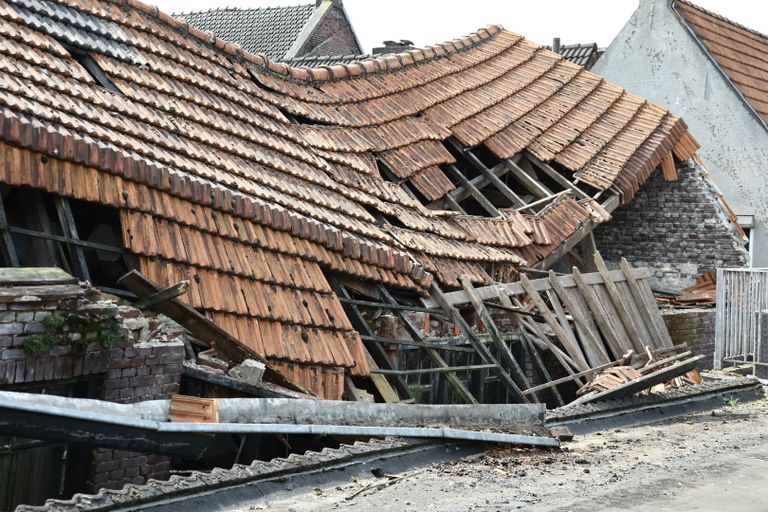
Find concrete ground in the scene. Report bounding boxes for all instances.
[235,396,768,511]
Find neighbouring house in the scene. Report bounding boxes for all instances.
[550,39,602,69]
[592,0,768,267]
[175,0,362,60]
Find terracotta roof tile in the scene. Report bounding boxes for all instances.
[0,0,700,395]
[675,0,768,123]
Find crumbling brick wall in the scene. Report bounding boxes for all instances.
[593,161,749,289]
[0,293,185,493]
[662,308,715,370]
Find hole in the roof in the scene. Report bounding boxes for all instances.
[63,45,120,93]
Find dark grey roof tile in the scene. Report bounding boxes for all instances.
[176,4,316,59]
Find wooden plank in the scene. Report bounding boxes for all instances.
[636,278,674,348]
[428,267,652,307]
[520,274,590,372]
[0,193,19,267]
[662,152,678,182]
[428,283,529,403]
[117,270,307,394]
[548,271,610,366]
[515,314,587,387]
[445,164,502,217]
[576,355,705,404]
[571,268,626,360]
[590,284,635,354]
[364,351,400,403]
[332,280,412,401]
[474,161,527,208]
[371,364,499,375]
[53,198,90,282]
[379,286,478,404]
[616,280,654,348]
[169,394,219,423]
[134,280,189,309]
[619,258,669,349]
[523,152,591,200]
[522,352,632,395]
[0,284,85,303]
[495,289,564,405]
[545,288,581,355]
[460,276,535,398]
[507,159,552,199]
[594,252,646,353]
[0,267,77,286]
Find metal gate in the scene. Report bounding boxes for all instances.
[714,268,768,371]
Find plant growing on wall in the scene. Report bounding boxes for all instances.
[23,313,121,355]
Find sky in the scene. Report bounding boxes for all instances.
[154,0,768,53]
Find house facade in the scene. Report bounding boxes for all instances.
[592,0,768,267]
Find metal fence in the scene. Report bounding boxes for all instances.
[714,268,768,372]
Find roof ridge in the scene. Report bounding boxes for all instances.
[675,0,768,43]
[123,0,508,82]
[174,3,315,17]
[263,25,507,81]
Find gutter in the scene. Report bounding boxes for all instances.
[670,0,768,134]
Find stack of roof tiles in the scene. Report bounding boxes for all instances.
[0,0,698,397]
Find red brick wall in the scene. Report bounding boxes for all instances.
[297,4,362,57]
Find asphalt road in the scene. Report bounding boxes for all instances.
[234,396,768,512]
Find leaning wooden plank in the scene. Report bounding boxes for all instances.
[570,268,626,361]
[519,275,590,372]
[523,351,633,396]
[461,275,535,398]
[365,350,401,403]
[636,278,674,348]
[594,252,647,352]
[546,288,580,355]
[117,270,308,394]
[496,289,564,405]
[577,355,705,404]
[429,283,529,403]
[615,280,655,348]
[548,271,610,367]
[639,351,693,374]
[619,258,671,348]
[427,268,653,307]
[514,307,588,387]
[379,286,479,405]
[590,284,636,354]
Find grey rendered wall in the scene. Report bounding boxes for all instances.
[592,0,768,266]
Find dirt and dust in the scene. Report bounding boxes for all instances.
[238,397,768,511]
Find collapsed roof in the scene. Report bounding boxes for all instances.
[0,0,699,397]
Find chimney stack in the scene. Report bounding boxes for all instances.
[552,37,561,54]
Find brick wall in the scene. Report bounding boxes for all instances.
[0,292,185,493]
[593,161,748,289]
[298,3,362,57]
[662,308,715,370]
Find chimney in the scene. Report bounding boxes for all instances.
[552,37,561,54]
[372,39,415,55]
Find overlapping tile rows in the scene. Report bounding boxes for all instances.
[252,26,697,203]
[0,0,700,396]
[675,0,768,122]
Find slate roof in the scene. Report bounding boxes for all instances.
[175,4,316,59]
[557,43,600,68]
[0,0,699,397]
[674,0,768,124]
